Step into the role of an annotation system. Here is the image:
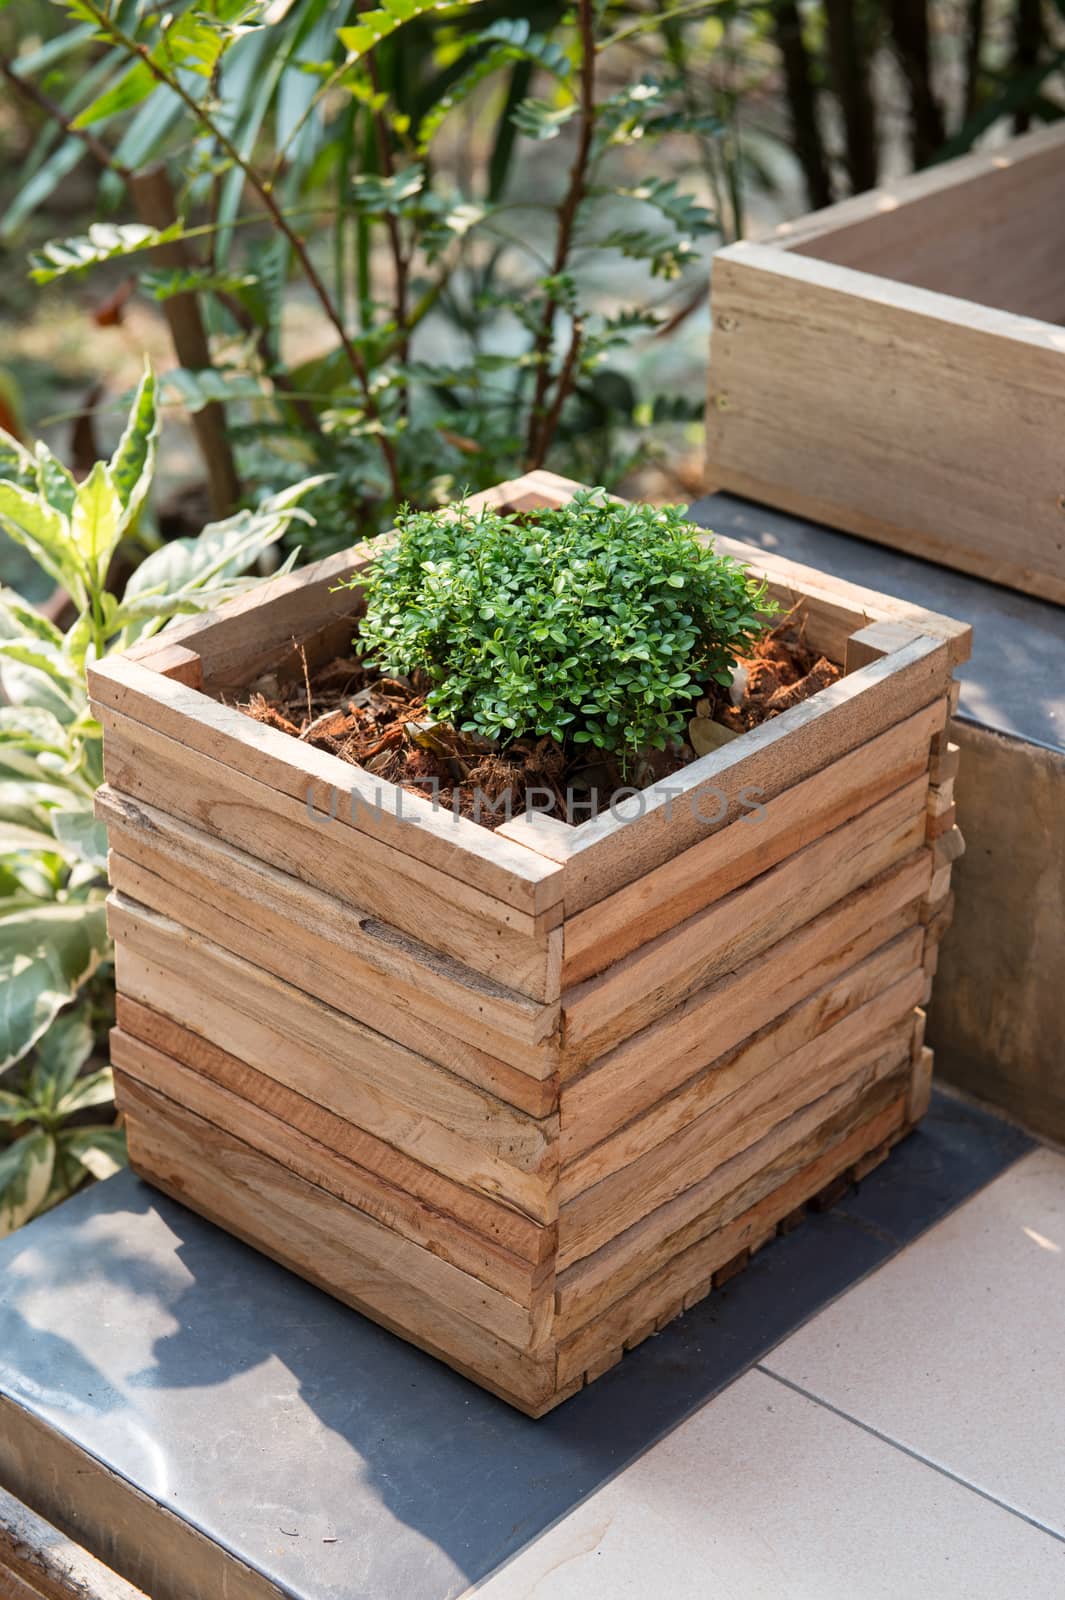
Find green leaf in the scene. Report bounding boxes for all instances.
[71,461,122,584]
[59,1123,127,1182]
[34,442,78,519]
[30,221,184,284]
[1,134,86,243]
[350,167,425,215]
[57,1067,115,1117]
[0,481,78,593]
[0,704,72,756]
[29,1004,94,1111]
[108,365,158,523]
[50,808,109,870]
[119,477,325,619]
[0,1089,34,1124]
[0,821,72,857]
[511,98,577,142]
[140,267,259,301]
[0,654,82,726]
[155,10,228,78]
[0,1129,55,1236]
[0,901,109,1072]
[338,0,453,62]
[72,60,155,129]
[0,428,36,491]
[162,366,267,414]
[0,587,65,648]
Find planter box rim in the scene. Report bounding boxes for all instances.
[89,470,970,886]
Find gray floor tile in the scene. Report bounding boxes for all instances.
[470,1369,1064,1599]
[763,1147,1065,1536]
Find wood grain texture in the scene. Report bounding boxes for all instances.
[550,638,948,914]
[561,848,930,1149]
[556,1076,910,1377]
[112,1018,548,1295]
[561,926,923,1198]
[557,999,917,1269]
[98,784,558,1089]
[115,1066,542,1346]
[122,1099,562,1414]
[707,237,1065,603]
[779,121,1065,324]
[108,896,559,1225]
[87,654,564,919]
[562,774,929,1064]
[556,1071,909,1338]
[97,706,561,999]
[0,1484,149,1600]
[562,700,942,985]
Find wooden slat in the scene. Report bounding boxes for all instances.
[96,705,561,1000]
[108,896,559,1225]
[556,1069,909,1339]
[706,240,1065,604]
[562,700,942,984]
[562,774,929,1064]
[87,653,565,919]
[108,849,556,1109]
[122,1097,560,1414]
[123,639,203,687]
[557,992,918,1270]
[117,1075,543,1350]
[779,122,1065,324]
[114,1049,542,1338]
[115,997,551,1266]
[0,1485,149,1600]
[544,639,949,914]
[909,1045,935,1122]
[555,1077,909,1378]
[561,927,923,1198]
[562,848,931,1152]
[98,784,558,1090]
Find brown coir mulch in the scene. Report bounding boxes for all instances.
[236,612,840,828]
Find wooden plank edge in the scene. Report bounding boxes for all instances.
[555,1085,912,1384]
[0,1484,150,1600]
[122,1103,562,1415]
[88,653,566,919]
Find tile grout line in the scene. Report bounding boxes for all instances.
[754,1365,1065,1547]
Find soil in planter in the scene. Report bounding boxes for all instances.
[235,612,840,829]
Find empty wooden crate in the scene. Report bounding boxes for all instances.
[706,122,1065,604]
[89,470,970,1415]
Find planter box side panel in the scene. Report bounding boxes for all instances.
[707,245,1065,604]
[107,896,559,1228]
[785,122,1065,324]
[553,632,950,917]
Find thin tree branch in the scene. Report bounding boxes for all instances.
[77,0,403,501]
[534,315,583,465]
[364,31,411,416]
[524,0,596,470]
[0,59,132,179]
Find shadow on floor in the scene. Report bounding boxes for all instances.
[0,1089,1035,1600]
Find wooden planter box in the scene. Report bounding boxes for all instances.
[706,122,1065,605]
[89,470,969,1416]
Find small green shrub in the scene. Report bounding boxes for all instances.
[356,491,775,766]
